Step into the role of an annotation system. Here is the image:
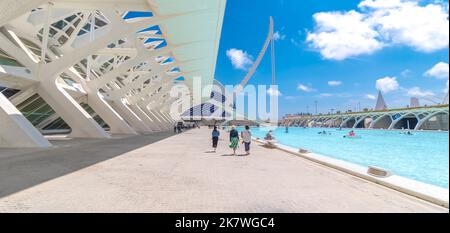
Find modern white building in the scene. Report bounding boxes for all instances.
[0,0,227,148]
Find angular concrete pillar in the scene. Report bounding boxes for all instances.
[87,91,137,135]
[109,100,153,133]
[128,104,162,132]
[148,110,169,130]
[153,110,172,129]
[0,93,51,148]
[37,80,110,139]
[141,106,169,130]
[162,111,176,124]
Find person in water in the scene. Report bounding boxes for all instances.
[229,125,239,155]
[348,130,356,137]
[264,130,274,140]
[211,126,220,152]
[241,125,252,155]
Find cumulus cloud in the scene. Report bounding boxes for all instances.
[297,84,316,92]
[425,62,449,79]
[365,94,377,100]
[376,76,399,93]
[226,48,254,71]
[328,80,342,86]
[307,0,449,60]
[406,87,435,97]
[306,10,383,60]
[358,0,404,9]
[273,31,286,41]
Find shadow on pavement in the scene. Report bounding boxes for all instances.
[0,131,174,199]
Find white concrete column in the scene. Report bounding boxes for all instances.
[109,100,153,133]
[151,110,171,129]
[37,79,110,138]
[160,111,175,128]
[128,104,162,131]
[87,90,137,135]
[155,110,174,126]
[162,111,175,124]
[0,93,51,148]
[140,105,169,130]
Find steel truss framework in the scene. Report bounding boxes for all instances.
[0,0,226,148]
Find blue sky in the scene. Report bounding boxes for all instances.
[214,0,449,116]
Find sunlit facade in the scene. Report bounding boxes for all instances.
[0,0,226,147]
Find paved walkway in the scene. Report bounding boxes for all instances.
[0,128,447,212]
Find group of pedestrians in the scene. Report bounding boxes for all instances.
[174,122,200,134]
[211,125,252,155]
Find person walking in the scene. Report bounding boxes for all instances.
[241,125,252,155]
[212,126,220,152]
[177,122,182,134]
[229,125,239,155]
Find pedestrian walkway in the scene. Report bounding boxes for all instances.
[0,128,446,212]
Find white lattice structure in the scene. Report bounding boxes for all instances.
[0,0,226,147]
[283,105,449,131]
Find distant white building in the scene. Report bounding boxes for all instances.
[443,90,449,105]
[410,97,420,108]
[375,91,388,110]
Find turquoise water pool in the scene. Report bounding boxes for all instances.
[239,127,449,189]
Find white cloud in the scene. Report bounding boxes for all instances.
[307,0,449,60]
[297,84,316,92]
[267,86,282,96]
[401,69,411,77]
[406,87,435,97]
[358,0,404,9]
[273,31,286,41]
[307,10,383,60]
[365,94,377,100]
[376,76,399,93]
[328,80,342,86]
[226,48,254,71]
[425,62,449,79]
[367,1,449,52]
[319,93,333,97]
[285,96,299,100]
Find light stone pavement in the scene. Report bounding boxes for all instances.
[0,128,447,213]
